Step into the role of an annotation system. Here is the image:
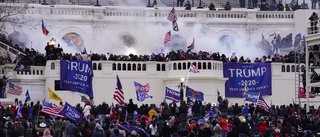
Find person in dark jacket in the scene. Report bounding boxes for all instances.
[237,119,249,137]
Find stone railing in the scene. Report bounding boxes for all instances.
[22,5,295,21]
[256,11,294,19]
[45,60,300,73]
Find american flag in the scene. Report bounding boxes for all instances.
[256,94,269,112]
[167,7,179,32]
[7,82,23,96]
[114,75,124,104]
[40,101,64,118]
[164,31,171,44]
[189,63,199,73]
[167,7,177,22]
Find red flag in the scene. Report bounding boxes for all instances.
[164,31,171,44]
[42,19,49,36]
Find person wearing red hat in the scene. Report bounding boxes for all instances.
[282,121,292,137]
[259,121,268,135]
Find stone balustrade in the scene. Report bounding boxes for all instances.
[22,5,294,21]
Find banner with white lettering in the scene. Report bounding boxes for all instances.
[60,60,93,98]
[165,87,180,102]
[223,63,272,97]
[58,102,83,123]
[244,92,259,102]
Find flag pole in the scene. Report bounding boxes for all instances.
[253,92,260,115]
[185,70,190,87]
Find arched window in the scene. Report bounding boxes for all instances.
[162,64,166,71]
[138,63,141,71]
[291,65,295,72]
[117,63,121,70]
[112,63,116,70]
[281,65,285,72]
[178,63,182,70]
[51,62,55,70]
[157,64,161,71]
[37,70,39,75]
[122,63,126,71]
[133,63,136,71]
[296,65,300,72]
[173,63,177,70]
[286,65,290,72]
[142,64,146,71]
[93,63,97,70]
[183,62,186,70]
[128,64,131,71]
[187,62,191,69]
[198,62,201,69]
[98,63,102,70]
[208,62,212,69]
[33,70,35,75]
[203,62,207,70]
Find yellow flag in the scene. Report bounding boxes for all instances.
[48,88,62,101]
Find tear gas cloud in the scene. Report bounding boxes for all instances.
[19,17,269,61]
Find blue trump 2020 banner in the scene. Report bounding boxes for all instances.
[244,92,259,102]
[186,86,204,101]
[223,63,272,97]
[165,87,180,102]
[60,60,93,98]
[58,102,83,123]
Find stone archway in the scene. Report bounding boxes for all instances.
[62,32,84,53]
[218,35,235,49]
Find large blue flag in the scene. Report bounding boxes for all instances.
[244,92,259,102]
[134,81,153,102]
[60,60,93,98]
[165,87,180,102]
[223,63,272,97]
[58,102,83,123]
[186,86,204,101]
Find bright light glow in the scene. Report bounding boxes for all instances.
[126,47,137,55]
[181,78,185,82]
[49,38,56,46]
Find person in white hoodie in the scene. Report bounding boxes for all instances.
[83,102,91,120]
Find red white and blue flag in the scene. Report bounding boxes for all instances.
[114,75,125,104]
[256,94,269,112]
[41,101,64,118]
[7,82,23,96]
[189,63,199,73]
[134,81,152,102]
[167,7,179,31]
[164,31,171,44]
[42,19,49,36]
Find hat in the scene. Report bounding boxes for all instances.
[260,116,264,120]
[286,121,289,125]
[242,119,246,123]
[263,121,267,125]
[285,133,289,137]
[85,102,90,105]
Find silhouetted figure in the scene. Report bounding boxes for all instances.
[309,12,318,34]
[224,1,232,10]
[177,0,185,7]
[208,3,215,10]
[185,1,191,10]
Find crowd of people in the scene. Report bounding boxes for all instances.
[0,97,320,137]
